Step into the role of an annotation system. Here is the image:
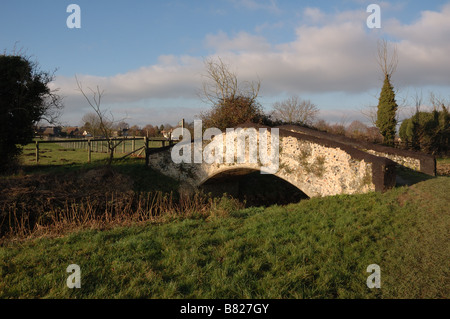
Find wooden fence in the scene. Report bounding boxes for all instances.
[34,137,174,165]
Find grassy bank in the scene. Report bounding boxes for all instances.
[0,177,448,299]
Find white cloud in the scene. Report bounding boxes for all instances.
[53,4,450,125]
[384,3,450,86]
[303,7,327,24]
[205,31,272,53]
[53,55,205,102]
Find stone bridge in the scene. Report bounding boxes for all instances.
[146,123,437,198]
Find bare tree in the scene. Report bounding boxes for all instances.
[314,119,331,132]
[271,95,319,126]
[75,75,126,166]
[346,120,368,139]
[81,112,105,137]
[199,57,263,129]
[377,39,398,80]
[115,121,130,136]
[413,90,423,113]
[200,56,260,106]
[429,92,448,111]
[360,104,378,127]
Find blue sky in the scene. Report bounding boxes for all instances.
[2,0,450,127]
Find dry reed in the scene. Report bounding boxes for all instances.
[0,190,243,243]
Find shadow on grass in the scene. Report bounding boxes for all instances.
[395,166,435,187]
[21,158,109,175]
[19,157,180,194]
[111,158,180,193]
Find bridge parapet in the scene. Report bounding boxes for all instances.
[279,125,436,176]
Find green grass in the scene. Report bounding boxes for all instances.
[0,177,448,299]
[20,139,164,168]
[437,157,450,164]
[21,141,109,166]
[395,166,435,186]
[16,138,181,194]
[16,140,171,178]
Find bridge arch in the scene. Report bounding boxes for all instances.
[195,162,321,198]
[199,166,310,206]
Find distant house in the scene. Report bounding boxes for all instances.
[62,127,80,137]
[161,130,172,139]
[34,127,45,137]
[41,126,61,138]
[164,121,185,140]
[113,128,129,137]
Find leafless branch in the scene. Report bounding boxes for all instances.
[271,95,319,126]
[377,39,398,79]
[75,75,128,165]
[200,56,260,106]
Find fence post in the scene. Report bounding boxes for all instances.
[35,141,40,164]
[88,139,91,163]
[122,138,126,154]
[144,137,149,166]
[132,137,136,153]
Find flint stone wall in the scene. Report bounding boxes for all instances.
[279,125,436,176]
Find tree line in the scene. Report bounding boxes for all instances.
[78,114,177,139]
[399,93,449,155]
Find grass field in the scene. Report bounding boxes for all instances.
[20,139,164,167]
[0,147,448,299]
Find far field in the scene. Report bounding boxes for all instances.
[20,138,164,167]
[0,142,448,299]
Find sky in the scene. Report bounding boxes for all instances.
[1,0,450,127]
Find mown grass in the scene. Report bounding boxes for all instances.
[0,177,448,299]
[20,139,163,168]
[21,141,110,166]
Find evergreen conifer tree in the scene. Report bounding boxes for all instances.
[376,75,398,146]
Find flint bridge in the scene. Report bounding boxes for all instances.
[147,123,435,200]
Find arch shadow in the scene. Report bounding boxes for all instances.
[200,168,309,207]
